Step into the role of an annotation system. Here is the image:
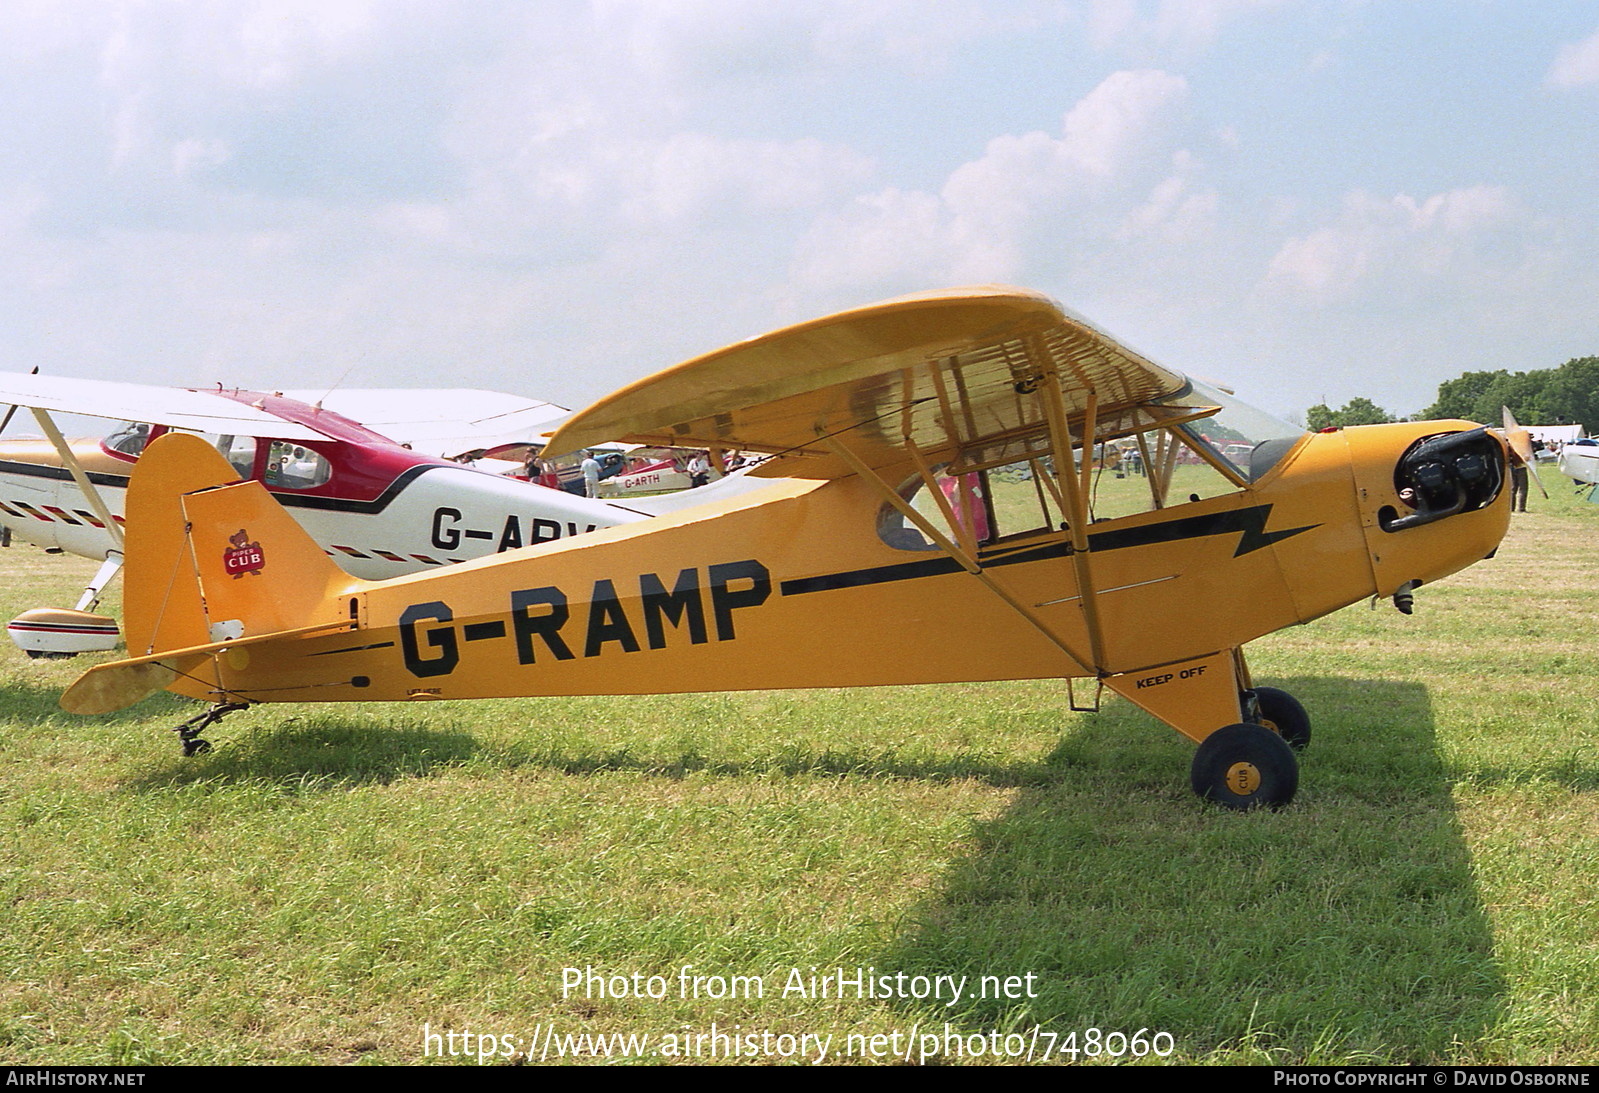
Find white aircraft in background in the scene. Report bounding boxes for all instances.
[0,376,744,656]
[1558,438,1599,490]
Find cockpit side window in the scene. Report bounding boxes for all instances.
[105,423,152,457]
[877,378,1304,552]
[878,467,992,551]
[263,441,331,490]
[981,459,1067,540]
[1140,430,1246,509]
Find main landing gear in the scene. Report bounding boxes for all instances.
[172,702,250,756]
[1188,687,1311,811]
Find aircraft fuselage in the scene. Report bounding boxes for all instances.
[151,421,1508,745]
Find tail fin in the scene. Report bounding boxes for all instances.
[62,432,361,713]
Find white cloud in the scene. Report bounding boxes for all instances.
[1117,168,1218,243]
[0,1,1591,424]
[1058,68,1191,176]
[1149,0,1283,47]
[601,0,1027,79]
[792,187,1015,292]
[1546,27,1599,87]
[172,138,230,179]
[614,134,877,225]
[1264,186,1521,305]
[794,69,1194,293]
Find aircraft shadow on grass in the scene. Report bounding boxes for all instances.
[118,714,482,793]
[873,676,1509,1063]
[112,693,1061,790]
[0,674,479,791]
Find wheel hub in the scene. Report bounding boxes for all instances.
[1225,761,1260,795]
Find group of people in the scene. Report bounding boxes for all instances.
[516,446,736,496]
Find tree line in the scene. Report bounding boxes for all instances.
[1305,356,1599,431]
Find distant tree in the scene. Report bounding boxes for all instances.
[1425,371,1505,420]
[1530,357,1599,429]
[1306,397,1396,430]
[1423,357,1599,430]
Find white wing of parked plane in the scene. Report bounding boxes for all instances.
[0,372,327,441]
[278,389,571,457]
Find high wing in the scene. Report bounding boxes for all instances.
[277,389,570,458]
[0,372,326,441]
[543,285,1194,479]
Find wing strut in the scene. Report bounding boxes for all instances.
[819,434,1093,675]
[1035,369,1111,675]
[30,408,125,552]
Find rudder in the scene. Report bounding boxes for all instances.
[122,432,358,657]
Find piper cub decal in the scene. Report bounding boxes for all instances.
[223,530,265,579]
[62,286,1513,809]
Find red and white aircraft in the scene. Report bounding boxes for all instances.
[0,375,722,655]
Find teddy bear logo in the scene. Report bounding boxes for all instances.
[222,528,265,578]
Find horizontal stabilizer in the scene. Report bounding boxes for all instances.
[61,619,355,714]
[61,658,195,716]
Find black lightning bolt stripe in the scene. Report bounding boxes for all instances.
[1085,504,1319,559]
[780,554,964,595]
[780,504,1318,596]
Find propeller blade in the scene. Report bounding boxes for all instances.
[1500,406,1548,499]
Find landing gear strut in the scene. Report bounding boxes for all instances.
[1245,686,1311,751]
[173,702,249,756]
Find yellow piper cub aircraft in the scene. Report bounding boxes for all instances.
[61,287,1513,809]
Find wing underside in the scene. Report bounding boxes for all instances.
[543,286,1195,479]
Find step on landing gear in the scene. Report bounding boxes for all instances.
[173,702,250,756]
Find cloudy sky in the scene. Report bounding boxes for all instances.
[3,1,1596,422]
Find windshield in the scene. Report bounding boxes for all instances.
[1163,379,1307,481]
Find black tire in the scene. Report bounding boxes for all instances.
[1250,686,1311,751]
[1190,723,1298,810]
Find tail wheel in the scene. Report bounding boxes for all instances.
[1190,723,1299,810]
[1249,686,1311,751]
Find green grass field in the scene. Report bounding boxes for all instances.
[1,473,1596,1065]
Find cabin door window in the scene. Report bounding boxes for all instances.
[213,435,258,479]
